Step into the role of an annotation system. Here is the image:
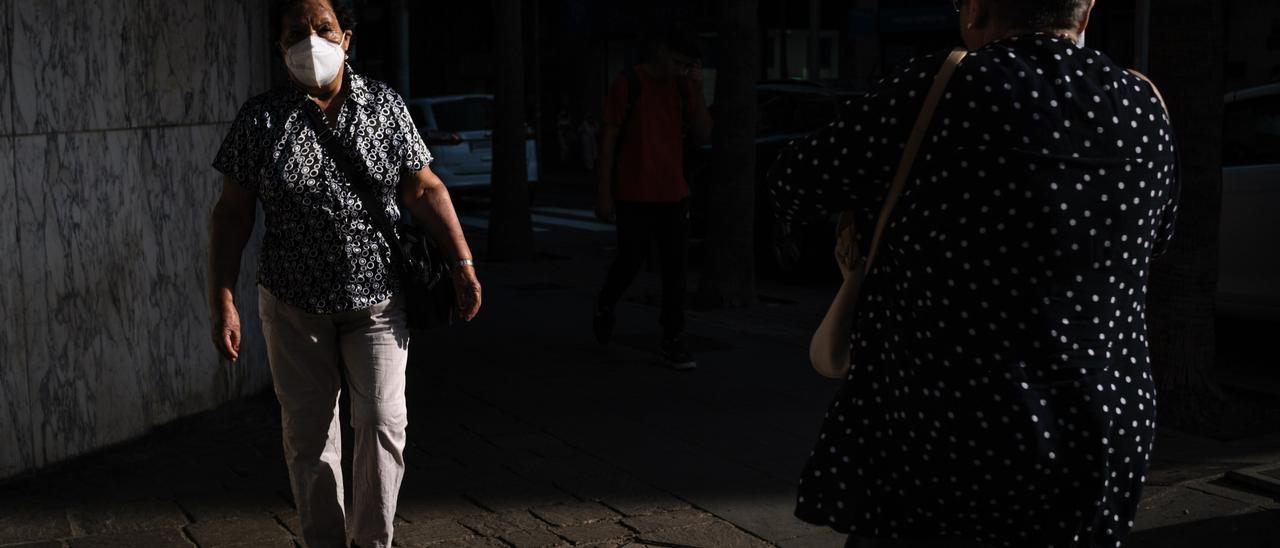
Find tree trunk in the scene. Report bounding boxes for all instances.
[1145,0,1225,430]
[698,0,759,307]
[488,0,535,261]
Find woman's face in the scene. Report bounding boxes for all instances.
[278,0,350,56]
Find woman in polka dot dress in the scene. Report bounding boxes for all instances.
[769,1,1179,547]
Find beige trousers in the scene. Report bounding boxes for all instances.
[258,288,410,548]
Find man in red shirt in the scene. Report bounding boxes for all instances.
[593,30,713,370]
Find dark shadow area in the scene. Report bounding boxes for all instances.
[1129,509,1280,548]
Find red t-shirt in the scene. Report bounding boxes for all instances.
[603,66,698,203]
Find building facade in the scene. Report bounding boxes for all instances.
[0,0,273,480]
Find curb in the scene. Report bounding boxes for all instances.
[1225,464,1280,496]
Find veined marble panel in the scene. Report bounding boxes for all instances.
[127,0,272,128]
[1,0,14,135]
[134,124,269,421]
[11,1,131,134]
[4,0,272,480]
[13,0,270,134]
[17,132,146,465]
[0,137,34,479]
[15,126,270,470]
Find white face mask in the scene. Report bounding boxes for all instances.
[285,34,345,89]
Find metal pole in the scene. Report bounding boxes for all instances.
[1135,0,1151,72]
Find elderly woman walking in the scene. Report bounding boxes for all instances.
[207,1,481,546]
[770,1,1178,546]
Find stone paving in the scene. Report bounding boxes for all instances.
[0,384,781,548]
[3,190,1280,547]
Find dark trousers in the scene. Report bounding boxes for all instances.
[599,200,689,338]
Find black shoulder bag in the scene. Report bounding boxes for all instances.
[302,103,456,329]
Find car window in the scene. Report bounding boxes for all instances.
[431,97,495,132]
[1224,94,1280,166]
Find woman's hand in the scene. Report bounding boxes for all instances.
[211,299,242,361]
[687,61,705,90]
[452,265,482,321]
[208,176,256,362]
[834,212,860,279]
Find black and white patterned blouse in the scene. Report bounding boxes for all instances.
[213,66,432,314]
[770,35,1178,547]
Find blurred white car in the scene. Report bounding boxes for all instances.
[406,95,538,192]
[1221,83,1280,317]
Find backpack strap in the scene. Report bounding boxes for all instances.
[616,66,642,154]
[675,75,690,136]
[616,65,691,149]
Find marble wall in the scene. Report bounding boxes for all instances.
[1,0,273,479]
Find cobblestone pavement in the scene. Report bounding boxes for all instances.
[2,187,1279,547]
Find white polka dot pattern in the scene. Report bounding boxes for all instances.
[770,35,1178,547]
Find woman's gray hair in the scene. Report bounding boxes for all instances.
[988,0,1091,30]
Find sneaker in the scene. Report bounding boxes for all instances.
[593,307,616,344]
[660,336,697,370]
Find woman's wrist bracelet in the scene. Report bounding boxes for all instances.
[456,258,475,269]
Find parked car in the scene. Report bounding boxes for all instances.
[1221,83,1280,318]
[406,95,538,193]
[689,82,862,280]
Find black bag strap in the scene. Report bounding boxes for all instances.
[300,101,412,276]
[616,66,642,156]
[613,66,691,186]
[618,65,689,146]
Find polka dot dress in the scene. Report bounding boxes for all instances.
[769,35,1179,547]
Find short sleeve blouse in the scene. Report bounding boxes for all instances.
[213,67,432,314]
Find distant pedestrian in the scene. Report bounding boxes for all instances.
[207,1,481,546]
[593,28,712,370]
[579,114,600,171]
[769,1,1178,546]
[557,107,574,167]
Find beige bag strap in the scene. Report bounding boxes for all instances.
[863,48,968,273]
[1127,68,1171,118]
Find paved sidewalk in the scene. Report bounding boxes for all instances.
[3,199,1279,547]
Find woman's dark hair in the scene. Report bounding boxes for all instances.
[270,0,358,45]
[988,0,1091,30]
